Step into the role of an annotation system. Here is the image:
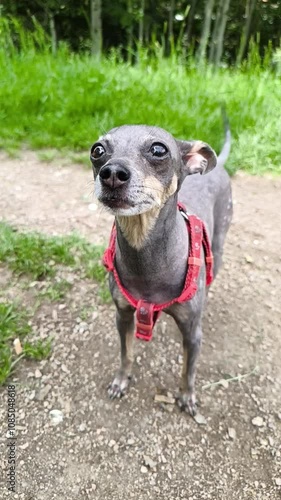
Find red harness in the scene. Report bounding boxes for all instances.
[103,203,213,342]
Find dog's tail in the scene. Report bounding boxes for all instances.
[217,105,231,168]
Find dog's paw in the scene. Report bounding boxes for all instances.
[107,374,131,399]
[177,392,197,416]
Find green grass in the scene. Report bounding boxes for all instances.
[0,224,76,279]
[0,301,52,384]
[0,222,107,281]
[0,222,111,384]
[39,279,73,301]
[23,338,52,360]
[0,20,280,174]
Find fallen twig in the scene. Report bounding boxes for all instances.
[202,367,258,391]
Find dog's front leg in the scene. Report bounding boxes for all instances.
[108,278,135,398]
[178,321,202,416]
[167,303,203,416]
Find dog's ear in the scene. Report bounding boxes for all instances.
[177,140,217,176]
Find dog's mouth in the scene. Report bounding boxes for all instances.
[100,194,135,210]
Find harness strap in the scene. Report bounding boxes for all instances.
[103,203,214,342]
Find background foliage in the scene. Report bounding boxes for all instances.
[1,0,281,63]
[0,2,280,174]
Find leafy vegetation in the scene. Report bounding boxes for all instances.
[0,222,110,384]
[0,28,280,174]
[0,302,52,385]
[0,222,107,284]
[2,0,281,65]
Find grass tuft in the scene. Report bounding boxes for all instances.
[0,223,111,384]
[23,338,52,360]
[0,301,52,384]
[39,279,73,301]
[0,223,75,279]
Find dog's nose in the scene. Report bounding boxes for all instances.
[99,164,131,189]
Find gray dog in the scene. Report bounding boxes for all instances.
[90,121,232,416]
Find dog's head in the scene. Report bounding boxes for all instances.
[90,125,217,216]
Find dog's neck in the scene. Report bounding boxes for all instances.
[114,196,189,303]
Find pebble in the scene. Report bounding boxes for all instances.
[34,368,42,378]
[228,427,236,440]
[19,443,29,450]
[36,384,52,401]
[78,423,86,432]
[194,413,207,425]
[141,466,148,473]
[275,478,281,486]
[219,379,229,389]
[252,416,264,427]
[245,255,254,263]
[143,456,157,469]
[28,390,36,401]
[49,409,64,425]
[154,394,175,405]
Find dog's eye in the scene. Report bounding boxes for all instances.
[91,144,105,159]
[150,143,168,157]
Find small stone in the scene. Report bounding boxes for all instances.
[245,255,254,264]
[141,466,148,473]
[228,427,236,440]
[275,478,281,486]
[193,413,207,425]
[36,384,51,401]
[127,438,135,445]
[108,439,116,448]
[252,416,264,427]
[219,379,229,389]
[29,390,36,400]
[154,394,175,405]
[167,434,173,444]
[34,368,42,378]
[143,456,157,469]
[19,443,29,450]
[49,409,63,425]
[268,436,274,446]
[78,423,86,432]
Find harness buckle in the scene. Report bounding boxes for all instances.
[135,300,155,342]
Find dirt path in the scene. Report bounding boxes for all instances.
[0,152,281,500]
